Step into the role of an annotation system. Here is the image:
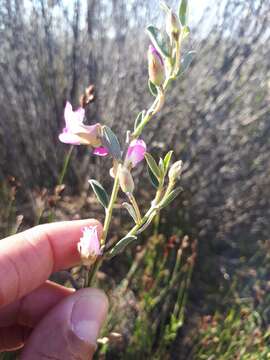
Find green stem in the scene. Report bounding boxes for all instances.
[132,78,172,138]
[126,206,157,237]
[87,259,101,287]
[85,170,120,287]
[58,146,74,186]
[173,37,181,77]
[101,171,120,246]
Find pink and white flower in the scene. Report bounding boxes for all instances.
[125,139,147,168]
[59,102,108,156]
[110,139,147,178]
[77,226,102,266]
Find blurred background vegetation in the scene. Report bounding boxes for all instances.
[0,0,270,358]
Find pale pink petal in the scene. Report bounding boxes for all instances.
[74,107,85,123]
[93,147,109,157]
[74,123,99,135]
[59,131,81,145]
[77,226,101,265]
[64,102,73,128]
[126,139,147,167]
[64,101,85,131]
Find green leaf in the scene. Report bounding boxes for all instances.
[101,126,122,161]
[148,79,158,97]
[182,25,190,39]
[148,166,159,189]
[145,153,161,180]
[163,150,174,174]
[159,157,165,175]
[137,211,157,234]
[146,25,171,58]
[122,202,138,223]
[159,186,183,208]
[88,179,109,209]
[178,0,189,26]
[177,51,196,77]
[134,111,145,131]
[160,1,170,13]
[106,235,137,259]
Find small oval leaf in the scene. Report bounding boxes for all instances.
[137,211,157,234]
[102,126,122,161]
[148,79,158,97]
[159,187,183,208]
[106,235,137,259]
[146,25,171,58]
[160,1,170,13]
[122,202,138,223]
[148,166,159,189]
[182,25,190,39]
[178,0,189,26]
[177,51,196,77]
[134,111,145,131]
[159,157,165,175]
[145,153,161,180]
[89,179,109,209]
[163,150,174,174]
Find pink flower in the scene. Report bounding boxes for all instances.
[110,139,146,178]
[77,226,102,266]
[125,139,147,168]
[59,102,108,156]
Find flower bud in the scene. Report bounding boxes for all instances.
[77,226,101,266]
[166,9,181,41]
[168,160,183,182]
[148,45,165,87]
[119,165,134,194]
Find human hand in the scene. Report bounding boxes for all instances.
[0,220,108,359]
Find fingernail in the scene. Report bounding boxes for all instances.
[71,290,108,344]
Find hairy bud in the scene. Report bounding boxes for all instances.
[169,160,183,182]
[166,9,181,41]
[148,45,165,87]
[119,165,135,194]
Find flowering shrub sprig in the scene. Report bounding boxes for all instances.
[59,0,194,286]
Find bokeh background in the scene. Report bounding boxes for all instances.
[0,0,270,359]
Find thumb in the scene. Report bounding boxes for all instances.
[20,288,108,360]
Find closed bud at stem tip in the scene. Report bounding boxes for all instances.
[168,160,183,182]
[166,9,181,41]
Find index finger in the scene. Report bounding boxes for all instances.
[0,219,102,308]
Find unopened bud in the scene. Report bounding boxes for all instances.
[148,45,165,87]
[166,9,181,41]
[119,165,134,194]
[168,160,183,182]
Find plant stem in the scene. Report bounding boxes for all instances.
[101,170,120,246]
[132,78,172,138]
[86,32,185,287]
[173,37,181,77]
[58,146,74,185]
[87,258,101,287]
[126,206,157,237]
[85,169,120,287]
